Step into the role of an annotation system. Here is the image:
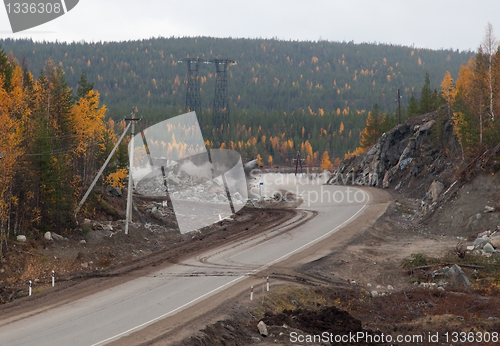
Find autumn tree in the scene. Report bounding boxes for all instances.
[256,153,263,165]
[320,151,332,170]
[440,71,456,115]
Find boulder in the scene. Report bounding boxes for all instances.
[448,264,471,287]
[44,232,52,241]
[16,235,26,243]
[491,236,500,248]
[110,187,122,197]
[167,176,180,186]
[419,120,435,132]
[257,321,268,337]
[429,181,444,203]
[484,243,495,254]
[484,206,495,213]
[51,233,68,241]
[473,237,488,247]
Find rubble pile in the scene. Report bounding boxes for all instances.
[467,229,500,256]
[135,169,246,206]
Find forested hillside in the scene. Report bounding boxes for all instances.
[0,37,473,164]
[0,37,472,117]
[0,51,127,240]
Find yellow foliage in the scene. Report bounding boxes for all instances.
[344,147,366,160]
[320,151,333,170]
[105,169,128,189]
[256,154,263,165]
[441,71,456,106]
[267,155,273,167]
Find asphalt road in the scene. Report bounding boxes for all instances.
[0,173,369,346]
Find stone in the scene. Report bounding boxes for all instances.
[80,240,87,245]
[44,232,52,241]
[81,262,88,268]
[101,224,113,232]
[16,235,26,243]
[107,186,122,197]
[51,233,67,241]
[419,120,435,132]
[250,337,261,343]
[167,176,180,186]
[473,237,488,247]
[466,245,475,251]
[491,236,500,248]
[429,181,444,203]
[371,291,379,297]
[448,264,471,287]
[208,186,224,194]
[484,206,495,213]
[233,192,243,201]
[257,321,268,337]
[484,243,494,254]
[387,285,394,290]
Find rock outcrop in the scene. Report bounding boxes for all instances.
[327,111,456,199]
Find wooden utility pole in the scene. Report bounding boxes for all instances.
[125,107,138,235]
[397,89,402,124]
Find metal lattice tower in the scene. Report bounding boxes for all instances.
[210,59,235,131]
[178,58,204,116]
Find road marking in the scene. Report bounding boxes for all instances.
[93,188,370,345]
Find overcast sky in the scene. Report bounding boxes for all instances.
[1,0,499,52]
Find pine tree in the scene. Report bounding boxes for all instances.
[0,46,13,92]
[76,72,94,101]
[407,93,419,117]
[419,72,434,114]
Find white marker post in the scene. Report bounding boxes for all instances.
[259,182,263,200]
[267,277,269,292]
[250,286,253,301]
[29,280,32,296]
[52,270,55,287]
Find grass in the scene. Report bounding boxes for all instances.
[257,285,328,314]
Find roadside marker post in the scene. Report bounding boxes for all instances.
[29,280,32,296]
[259,182,263,200]
[52,270,55,287]
[250,286,253,301]
[267,277,269,292]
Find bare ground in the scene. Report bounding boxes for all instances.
[2,173,500,345]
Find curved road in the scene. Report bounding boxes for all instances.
[0,174,371,345]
